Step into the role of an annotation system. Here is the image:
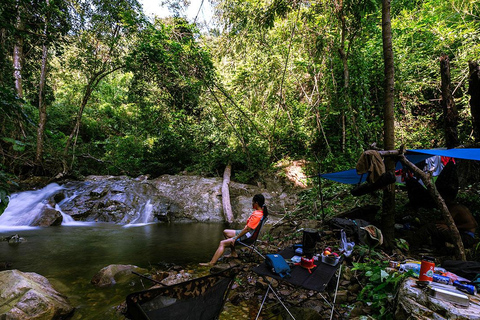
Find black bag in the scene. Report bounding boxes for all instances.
[405,176,435,208]
[329,218,371,245]
[265,254,291,278]
[442,260,480,281]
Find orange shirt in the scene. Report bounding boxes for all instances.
[246,209,263,229]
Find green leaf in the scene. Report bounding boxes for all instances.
[380,269,389,282]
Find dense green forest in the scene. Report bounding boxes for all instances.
[1,0,479,194]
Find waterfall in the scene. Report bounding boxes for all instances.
[125,200,154,227]
[54,191,90,226]
[0,183,64,228]
[1,181,159,229]
[56,204,76,225]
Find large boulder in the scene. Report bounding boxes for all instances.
[0,270,74,319]
[148,174,297,223]
[31,204,63,226]
[59,176,172,223]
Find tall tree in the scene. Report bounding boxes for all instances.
[13,0,24,100]
[332,0,376,152]
[11,0,27,139]
[36,0,50,166]
[468,61,480,142]
[381,0,395,248]
[0,0,22,125]
[59,0,143,176]
[440,54,458,149]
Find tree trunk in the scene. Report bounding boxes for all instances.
[62,84,93,173]
[440,54,459,148]
[398,154,466,260]
[36,0,50,166]
[337,2,348,153]
[13,3,23,100]
[381,0,396,249]
[468,61,480,142]
[61,66,123,175]
[340,20,347,154]
[222,163,234,224]
[12,0,26,138]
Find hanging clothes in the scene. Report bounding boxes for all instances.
[441,156,455,166]
[355,150,385,184]
[424,155,443,177]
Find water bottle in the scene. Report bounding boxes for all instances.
[399,262,421,275]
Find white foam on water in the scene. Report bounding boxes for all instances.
[0,183,63,227]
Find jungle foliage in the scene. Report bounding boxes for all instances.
[0,0,479,195]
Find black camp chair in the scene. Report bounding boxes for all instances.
[235,216,267,260]
[126,267,237,320]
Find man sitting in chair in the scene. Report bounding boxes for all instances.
[200,194,268,266]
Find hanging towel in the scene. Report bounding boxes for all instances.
[356,150,385,184]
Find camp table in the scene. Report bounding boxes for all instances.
[253,246,343,320]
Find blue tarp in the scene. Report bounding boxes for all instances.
[319,148,480,184]
[320,169,367,184]
[407,148,480,161]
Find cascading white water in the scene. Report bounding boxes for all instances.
[125,200,154,226]
[0,183,64,228]
[56,204,76,225]
[0,183,158,229]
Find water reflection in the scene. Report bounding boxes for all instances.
[0,222,226,319]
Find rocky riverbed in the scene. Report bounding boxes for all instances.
[4,174,298,227]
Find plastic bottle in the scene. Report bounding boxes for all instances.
[398,262,421,274]
[434,267,446,274]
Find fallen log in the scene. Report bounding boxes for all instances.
[222,163,234,224]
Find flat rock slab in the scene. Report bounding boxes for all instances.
[396,277,480,319]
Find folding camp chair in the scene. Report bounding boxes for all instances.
[126,267,237,320]
[235,216,267,260]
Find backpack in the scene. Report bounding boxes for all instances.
[265,254,291,278]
